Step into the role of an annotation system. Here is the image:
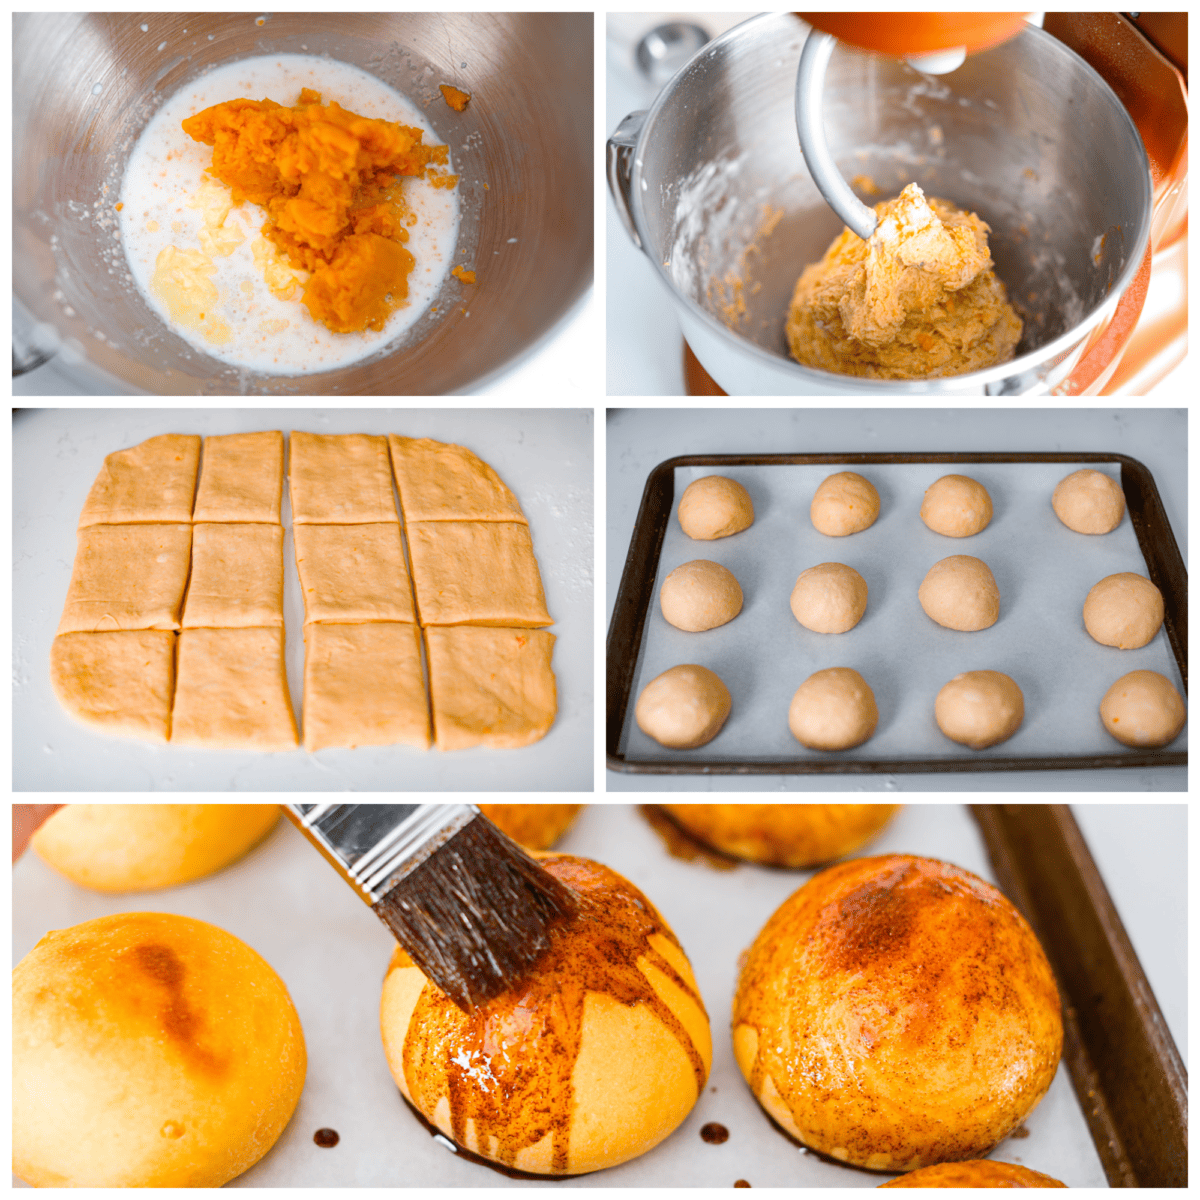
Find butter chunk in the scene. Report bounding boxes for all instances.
[293,523,415,624]
[388,435,527,523]
[182,524,284,629]
[58,524,192,634]
[192,431,284,523]
[302,622,431,752]
[289,431,397,524]
[50,630,176,744]
[407,521,552,627]
[426,626,557,750]
[78,434,200,526]
[171,626,298,750]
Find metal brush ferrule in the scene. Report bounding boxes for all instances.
[285,804,479,904]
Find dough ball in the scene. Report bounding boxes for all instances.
[732,855,1063,1172]
[660,804,899,868]
[660,559,743,632]
[1083,572,1164,649]
[30,804,280,893]
[918,555,999,631]
[879,1160,1066,1188]
[919,474,993,537]
[790,562,868,633]
[380,853,712,1175]
[478,804,583,851]
[636,664,732,749]
[1099,670,1186,748]
[788,667,878,750]
[678,475,754,540]
[13,912,305,1187]
[810,471,880,537]
[1052,469,1125,534]
[935,670,1024,749]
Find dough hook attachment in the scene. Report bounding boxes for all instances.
[795,29,878,240]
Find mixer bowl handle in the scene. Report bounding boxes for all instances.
[607,111,648,251]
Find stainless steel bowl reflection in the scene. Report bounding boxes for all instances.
[14,12,592,395]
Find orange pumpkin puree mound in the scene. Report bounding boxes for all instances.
[439,84,471,112]
[182,88,452,334]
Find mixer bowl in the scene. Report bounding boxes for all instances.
[14,13,592,395]
[608,14,1151,396]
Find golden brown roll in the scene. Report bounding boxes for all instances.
[478,804,584,851]
[733,855,1062,1172]
[13,912,305,1187]
[880,1160,1067,1187]
[30,804,279,892]
[661,804,898,867]
[380,853,712,1176]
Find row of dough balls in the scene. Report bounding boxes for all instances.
[678,467,1127,540]
[635,664,1186,753]
[662,556,1167,647]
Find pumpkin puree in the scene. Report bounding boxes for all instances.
[182,89,455,333]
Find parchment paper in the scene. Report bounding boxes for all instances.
[13,407,593,792]
[620,460,1186,765]
[11,804,1109,1187]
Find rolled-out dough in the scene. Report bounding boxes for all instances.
[302,622,431,753]
[289,431,397,524]
[293,522,415,624]
[192,431,284,523]
[77,434,200,527]
[50,630,176,744]
[425,625,557,750]
[171,626,298,750]
[388,435,527,523]
[407,521,552,627]
[58,524,193,634]
[182,523,284,629]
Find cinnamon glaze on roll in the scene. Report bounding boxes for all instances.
[732,855,1063,1172]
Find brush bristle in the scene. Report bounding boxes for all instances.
[373,814,579,1010]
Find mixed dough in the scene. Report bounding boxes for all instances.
[934,670,1024,749]
[50,432,556,754]
[788,667,878,750]
[636,664,732,749]
[1099,670,1186,747]
[810,471,880,536]
[786,184,1023,380]
[789,562,868,633]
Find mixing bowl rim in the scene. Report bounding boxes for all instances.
[625,14,1153,391]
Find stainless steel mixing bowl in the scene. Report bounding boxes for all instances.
[608,14,1152,395]
[14,13,592,395]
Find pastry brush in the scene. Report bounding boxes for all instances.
[284,804,578,1010]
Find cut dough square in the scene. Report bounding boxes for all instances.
[192,431,284,523]
[388,435,527,523]
[182,524,284,629]
[289,431,398,524]
[303,622,430,752]
[78,434,200,526]
[293,523,415,624]
[50,630,176,744]
[171,626,298,750]
[58,524,192,634]
[425,626,557,750]
[407,521,552,627]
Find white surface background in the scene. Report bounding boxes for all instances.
[14,408,593,792]
[607,407,1187,791]
[13,802,1184,1187]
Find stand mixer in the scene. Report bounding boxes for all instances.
[608,12,1185,396]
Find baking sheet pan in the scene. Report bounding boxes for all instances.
[14,804,1130,1187]
[608,452,1187,773]
[13,407,593,792]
